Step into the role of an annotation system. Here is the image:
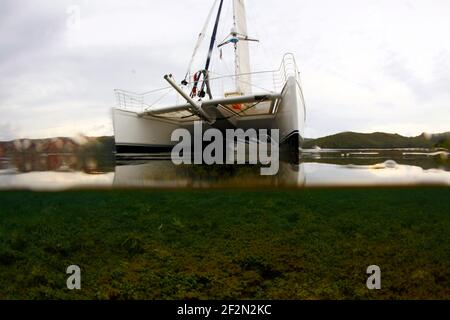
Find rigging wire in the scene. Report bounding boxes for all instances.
[207,70,276,93]
[199,0,225,98]
[203,0,225,73]
[183,0,220,84]
[211,0,233,80]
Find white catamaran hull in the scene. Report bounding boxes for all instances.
[113,109,180,154]
[113,76,305,155]
[113,0,306,156]
[235,77,305,146]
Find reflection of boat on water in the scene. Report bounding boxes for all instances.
[113,161,306,188]
[113,0,306,158]
[2,154,450,190]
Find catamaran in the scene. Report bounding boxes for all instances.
[112,0,306,157]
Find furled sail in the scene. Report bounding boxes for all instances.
[233,0,252,95]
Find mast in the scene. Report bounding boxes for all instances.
[233,0,252,94]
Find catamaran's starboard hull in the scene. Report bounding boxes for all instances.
[113,77,305,156]
[235,77,305,154]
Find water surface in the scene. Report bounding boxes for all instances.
[0,149,449,190]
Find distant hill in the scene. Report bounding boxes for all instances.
[434,133,450,150]
[303,132,450,149]
[2,132,449,155]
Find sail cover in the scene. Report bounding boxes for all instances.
[233,0,252,95]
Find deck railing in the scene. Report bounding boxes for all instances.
[115,53,301,113]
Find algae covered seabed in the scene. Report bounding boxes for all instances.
[0,187,449,299]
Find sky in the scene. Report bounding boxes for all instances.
[1,0,450,140]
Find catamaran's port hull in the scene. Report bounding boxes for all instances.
[113,109,179,155]
[113,77,305,157]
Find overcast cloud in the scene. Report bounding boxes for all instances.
[0,0,449,140]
